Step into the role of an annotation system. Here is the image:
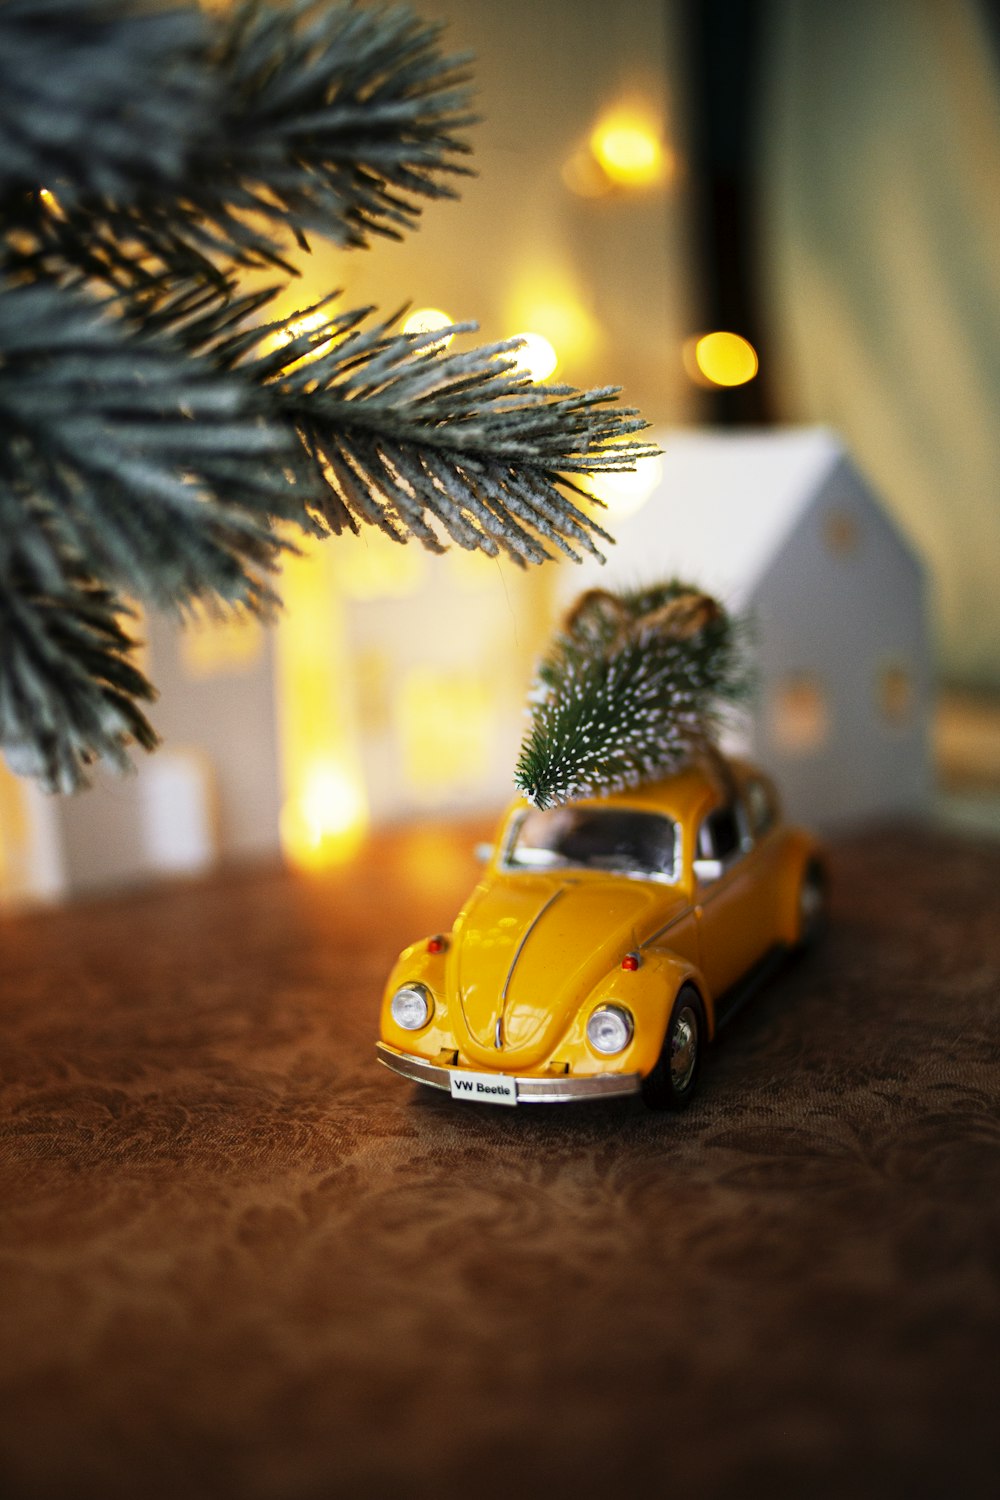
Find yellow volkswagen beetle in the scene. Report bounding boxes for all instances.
[376,759,826,1109]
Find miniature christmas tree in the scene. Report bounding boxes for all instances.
[0,0,654,791]
[515,583,748,808]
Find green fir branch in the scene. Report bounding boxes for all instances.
[0,0,211,205]
[515,584,750,809]
[0,280,304,611]
[0,558,157,793]
[214,297,658,565]
[216,0,475,252]
[2,0,476,288]
[0,0,664,791]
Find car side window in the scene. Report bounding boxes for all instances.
[697,804,743,865]
[744,777,777,839]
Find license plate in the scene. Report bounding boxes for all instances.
[449,1069,518,1106]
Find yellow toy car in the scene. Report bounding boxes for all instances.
[376,758,826,1109]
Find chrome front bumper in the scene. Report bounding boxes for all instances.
[376,1042,641,1104]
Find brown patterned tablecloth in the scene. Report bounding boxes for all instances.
[1,822,999,1500]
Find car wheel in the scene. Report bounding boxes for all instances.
[641,985,706,1112]
[796,859,828,948]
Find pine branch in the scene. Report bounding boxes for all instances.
[194,295,658,565]
[0,0,211,205]
[0,3,667,792]
[2,0,476,288]
[0,281,655,789]
[215,0,475,251]
[515,584,750,809]
[0,557,157,793]
[0,280,305,612]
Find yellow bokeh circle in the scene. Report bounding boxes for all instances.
[691,331,759,387]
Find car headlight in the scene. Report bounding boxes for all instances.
[391,983,433,1031]
[586,1004,634,1055]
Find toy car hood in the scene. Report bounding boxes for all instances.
[452,872,686,1066]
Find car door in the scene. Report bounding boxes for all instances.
[692,799,764,996]
[739,774,787,943]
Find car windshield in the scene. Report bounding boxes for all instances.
[503,806,679,882]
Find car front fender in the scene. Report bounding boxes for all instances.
[570,949,714,1078]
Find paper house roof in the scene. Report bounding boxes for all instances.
[573,426,911,610]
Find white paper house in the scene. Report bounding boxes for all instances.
[565,427,932,827]
[5,609,284,901]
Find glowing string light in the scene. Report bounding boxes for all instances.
[510,332,558,381]
[402,307,455,349]
[687,331,759,388]
[589,112,670,188]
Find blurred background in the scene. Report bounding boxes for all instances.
[1,0,998,903]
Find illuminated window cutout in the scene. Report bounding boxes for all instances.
[398,669,495,796]
[447,547,501,590]
[771,675,830,754]
[824,509,861,556]
[357,649,392,735]
[878,663,914,727]
[0,758,28,896]
[335,530,426,601]
[180,608,264,679]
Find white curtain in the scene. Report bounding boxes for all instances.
[759,0,1000,686]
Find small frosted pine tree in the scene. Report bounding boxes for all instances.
[515,583,749,808]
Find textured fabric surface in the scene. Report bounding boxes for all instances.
[1,823,998,1500]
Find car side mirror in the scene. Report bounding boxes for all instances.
[693,857,724,884]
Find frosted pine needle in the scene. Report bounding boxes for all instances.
[515,583,748,808]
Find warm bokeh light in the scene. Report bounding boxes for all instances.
[399,668,494,798]
[507,287,598,368]
[446,546,506,590]
[261,308,335,363]
[334,529,426,601]
[0,758,28,898]
[561,148,614,199]
[402,307,455,348]
[582,453,664,519]
[589,112,671,188]
[39,187,65,219]
[281,759,367,868]
[275,534,368,870]
[398,825,484,901]
[510,331,558,381]
[686,330,759,387]
[180,607,264,680]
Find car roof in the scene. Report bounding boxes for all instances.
[508,757,763,827]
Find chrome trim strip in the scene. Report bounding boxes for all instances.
[694,868,743,908]
[641,907,695,949]
[501,885,566,1002]
[516,1073,641,1103]
[375,1043,641,1103]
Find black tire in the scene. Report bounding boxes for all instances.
[641,985,707,1112]
[796,858,829,948]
